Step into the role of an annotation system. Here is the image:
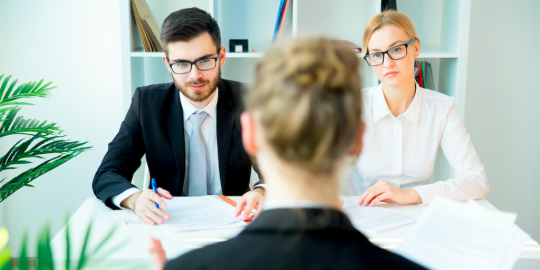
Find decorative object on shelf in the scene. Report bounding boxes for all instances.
[381,0,397,11]
[0,75,91,203]
[336,40,362,53]
[229,39,249,53]
[414,61,435,91]
[271,0,290,44]
[131,0,163,52]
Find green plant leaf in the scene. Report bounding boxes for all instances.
[0,75,12,102]
[0,106,59,137]
[0,152,84,202]
[91,225,118,256]
[0,247,11,270]
[37,222,54,270]
[65,212,71,270]
[77,220,93,270]
[19,232,29,270]
[0,76,55,108]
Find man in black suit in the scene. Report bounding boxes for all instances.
[92,8,264,225]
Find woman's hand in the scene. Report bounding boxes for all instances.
[235,187,265,220]
[149,237,167,270]
[358,181,422,206]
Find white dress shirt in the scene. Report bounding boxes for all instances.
[343,84,489,204]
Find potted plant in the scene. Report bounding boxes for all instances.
[0,74,91,202]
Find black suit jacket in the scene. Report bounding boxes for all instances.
[165,208,426,270]
[93,79,258,209]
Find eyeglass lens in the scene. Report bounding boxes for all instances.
[366,44,408,66]
[172,58,217,74]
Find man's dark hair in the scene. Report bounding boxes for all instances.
[160,7,221,58]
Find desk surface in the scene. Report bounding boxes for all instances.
[51,198,540,269]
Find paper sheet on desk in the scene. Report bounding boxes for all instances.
[396,197,528,270]
[341,199,417,234]
[160,196,248,232]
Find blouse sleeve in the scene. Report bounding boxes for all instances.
[412,101,489,204]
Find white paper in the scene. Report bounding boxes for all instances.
[397,196,528,270]
[160,196,248,232]
[341,200,416,234]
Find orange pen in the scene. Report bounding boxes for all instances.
[218,195,254,222]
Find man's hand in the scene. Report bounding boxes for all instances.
[358,181,422,206]
[149,237,167,270]
[121,188,173,225]
[235,187,265,220]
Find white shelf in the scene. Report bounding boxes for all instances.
[224,52,265,58]
[131,50,458,59]
[130,51,265,58]
[417,49,459,58]
[131,51,164,57]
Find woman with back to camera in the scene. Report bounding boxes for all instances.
[148,36,425,270]
[347,10,488,206]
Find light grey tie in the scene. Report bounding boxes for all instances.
[187,112,208,196]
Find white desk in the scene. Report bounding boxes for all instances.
[51,198,540,269]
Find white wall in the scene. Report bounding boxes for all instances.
[465,0,540,241]
[0,0,125,255]
[0,0,3,229]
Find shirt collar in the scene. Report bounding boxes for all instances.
[401,83,423,125]
[372,83,423,125]
[372,84,392,122]
[179,87,219,121]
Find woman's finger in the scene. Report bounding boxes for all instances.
[361,188,384,206]
[369,193,389,207]
[243,196,259,220]
[234,196,246,217]
[358,188,372,204]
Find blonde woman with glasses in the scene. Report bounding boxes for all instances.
[347,10,488,206]
[148,36,425,270]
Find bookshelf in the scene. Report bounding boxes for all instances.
[120,0,472,187]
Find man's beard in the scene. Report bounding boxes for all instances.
[174,69,221,102]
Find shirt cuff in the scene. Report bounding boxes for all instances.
[252,184,267,190]
[412,185,438,205]
[112,187,140,210]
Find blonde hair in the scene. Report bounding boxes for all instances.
[363,10,419,54]
[246,37,363,174]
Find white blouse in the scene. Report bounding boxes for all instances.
[343,84,489,204]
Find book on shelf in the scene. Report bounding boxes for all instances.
[272,0,290,44]
[423,62,435,91]
[131,0,163,52]
[415,60,435,91]
[415,61,424,88]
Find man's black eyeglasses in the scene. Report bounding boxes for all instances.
[168,51,221,74]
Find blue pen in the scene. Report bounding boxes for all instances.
[151,178,159,209]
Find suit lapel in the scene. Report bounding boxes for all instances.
[167,87,186,195]
[216,80,235,193]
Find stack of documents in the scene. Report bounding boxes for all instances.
[161,196,248,232]
[397,197,528,270]
[341,199,417,234]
